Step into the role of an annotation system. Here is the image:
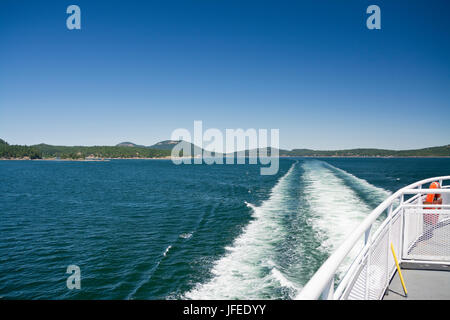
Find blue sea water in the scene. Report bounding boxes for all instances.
[0,158,449,299]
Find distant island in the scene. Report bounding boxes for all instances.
[278,145,450,157]
[0,138,449,160]
[0,139,173,160]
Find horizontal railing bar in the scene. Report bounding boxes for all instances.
[406,255,450,261]
[403,188,450,194]
[402,204,450,208]
[402,260,450,266]
[407,210,450,214]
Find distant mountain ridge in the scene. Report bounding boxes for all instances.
[117,140,203,155]
[149,140,185,150]
[116,142,146,148]
[116,140,198,150]
[115,140,450,157]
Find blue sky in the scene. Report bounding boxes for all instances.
[0,0,449,150]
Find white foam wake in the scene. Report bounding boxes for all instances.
[299,160,390,277]
[163,245,172,257]
[184,163,300,299]
[179,233,193,239]
[322,162,391,205]
[270,267,298,291]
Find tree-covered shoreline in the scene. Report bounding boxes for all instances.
[34,144,172,159]
[0,139,42,159]
[1,138,449,160]
[279,145,450,157]
[0,139,171,160]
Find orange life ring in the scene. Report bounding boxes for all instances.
[424,181,441,225]
[425,181,441,203]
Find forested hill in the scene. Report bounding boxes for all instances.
[280,145,450,157]
[0,139,42,159]
[33,144,171,159]
[0,140,171,159]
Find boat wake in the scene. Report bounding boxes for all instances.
[298,160,390,281]
[323,162,391,208]
[184,162,300,299]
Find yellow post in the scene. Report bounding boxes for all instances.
[390,242,407,296]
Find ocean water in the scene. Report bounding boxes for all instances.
[0,158,449,299]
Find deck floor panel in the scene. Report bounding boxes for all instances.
[383,269,450,300]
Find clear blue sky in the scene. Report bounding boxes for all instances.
[0,0,449,150]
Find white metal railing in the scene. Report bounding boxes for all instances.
[297,176,450,300]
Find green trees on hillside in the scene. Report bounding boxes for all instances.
[0,140,42,159]
[282,145,450,157]
[0,139,173,159]
[33,144,172,159]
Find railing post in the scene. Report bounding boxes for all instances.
[365,249,371,300]
[400,194,405,260]
[416,186,422,242]
[417,185,423,204]
[365,226,372,245]
[364,223,373,299]
[321,278,334,300]
[386,203,394,288]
